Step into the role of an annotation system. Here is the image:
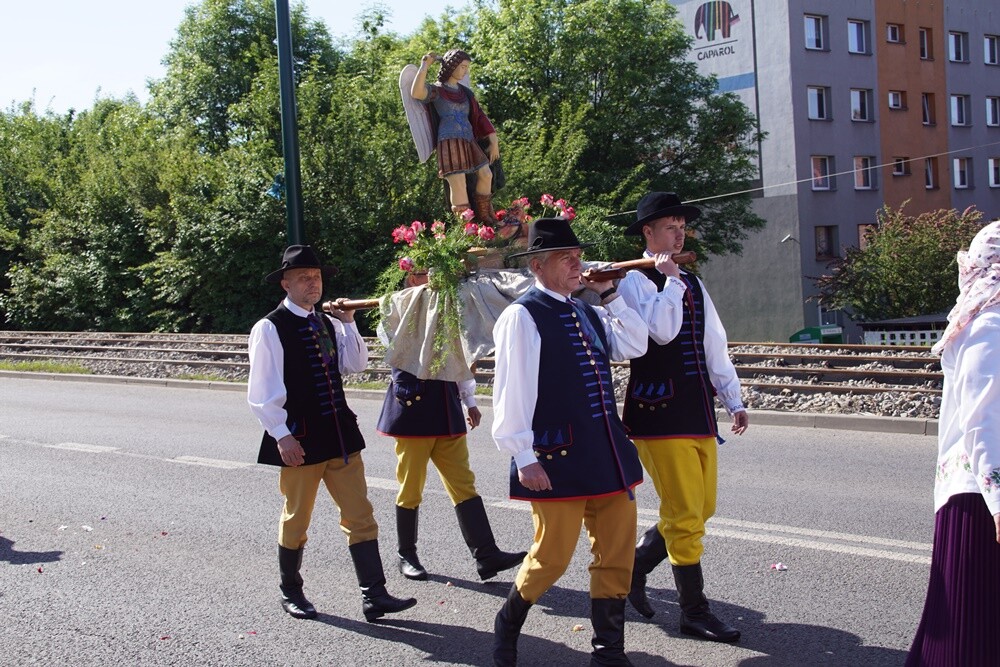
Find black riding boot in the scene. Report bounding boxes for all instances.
[590,598,633,666]
[455,496,527,580]
[493,584,533,667]
[348,539,417,622]
[627,524,667,618]
[672,563,740,643]
[278,545,317,619]
[396,505,428,580]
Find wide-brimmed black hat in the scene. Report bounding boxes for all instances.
[624,192,701,236]
[264,245,338,284]
[507,217,594,259]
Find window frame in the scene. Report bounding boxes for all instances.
[987,96,1000,127]
[922,93,936,125]
[892,157,911,176]
[851,88,873,121]
[886,23,903,44]
[808,86,831,120]
[952,157,971,189]
[805,14,827,51]
[811,156,833,191]
[919,27,933,60]
[986,35,999,65]
[888,90,906,110]
[854,156,875,190]
[925,157,938,190]
[848,19,869,54]
[814,225,839,260]
[949,31,969,62]
[989,157,1000,188]
[951,94,971,127]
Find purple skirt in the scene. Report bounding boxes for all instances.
[906,492,1000,667]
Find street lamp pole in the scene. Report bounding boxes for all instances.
[274,0,305,245]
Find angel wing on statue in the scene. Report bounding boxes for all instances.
[400,49,503,226]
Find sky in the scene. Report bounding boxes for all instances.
[2,0,464,114]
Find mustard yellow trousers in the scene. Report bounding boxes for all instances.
[394,435,478,509]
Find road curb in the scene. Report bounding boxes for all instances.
[0,370,938,436]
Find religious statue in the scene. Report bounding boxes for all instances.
[400,49,500,225]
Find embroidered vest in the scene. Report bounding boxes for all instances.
[256,304,366,467]
[376,368,467,438]
[510,288,643,501]
[623,270,719,438]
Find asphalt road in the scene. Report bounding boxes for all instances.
[0,376,938,666]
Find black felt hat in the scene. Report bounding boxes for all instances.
[507,217,594,259]
[264,245,338,284]
[624,192,701,236]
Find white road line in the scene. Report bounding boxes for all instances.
[45,442,119,453]
[709,527,931,565]
[170,455,255,469]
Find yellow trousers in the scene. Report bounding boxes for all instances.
[394,435,478,508]
[633,436,717,566]
[277,452,379,549]
[514,493,637,603]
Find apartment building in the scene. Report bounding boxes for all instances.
[670,0,1000,342]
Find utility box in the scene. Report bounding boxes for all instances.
[789,325,844,344]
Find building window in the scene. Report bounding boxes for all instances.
[951,95,971,126]
[808,86,831,120]
[887,23,903,44]
[858,224,876,250]
[922,93,936,125]
[815,226,838,259]
[888,91,906,109]
[805,15,827,50]
[987,97,1000,126]
[949,31,969,62]
[851,89,873,121]
[848,20,869,54]
[989,158,1000,187]
[925,157,939,189]
[811,156,833,190]
[892,157,911,176]
[987,35,999,65]
[920,28,933,59]
[854,156,875,189]
[953,158,972,189]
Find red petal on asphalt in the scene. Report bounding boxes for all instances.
[37,567,43,573]
[161,532,168,536]
[247,631,257,635]
[160,636,170,640]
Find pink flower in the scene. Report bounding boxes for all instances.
[410,220,426,233]
[561,206,576,221]
[554,198,568,211]
[495,209,507,219]
[516,197,530,209]
[460,208,476,222]
[540,193,555,207]
[431,220,446,234]
[478,226,496,241]
[398,257,415,272]
[391,225,409,244]
[403,228,417,245]
[464,222,479,236]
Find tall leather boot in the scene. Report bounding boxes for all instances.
[348,539,417,622]
[396,505,428,581]
[672,563,740,643]
[627,524,667,618]
[278,545,317,619]
[455,496,527,580]
[493,584,533,667]
[472,192,499,225]
[590,598,633,666]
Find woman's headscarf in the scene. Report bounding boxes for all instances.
[932,219,1000,355]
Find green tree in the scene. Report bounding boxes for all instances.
[472,0,765,258]
[811,203,984,321]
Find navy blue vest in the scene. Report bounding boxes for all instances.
[256,304,366,467]
[623,270,718,438]
[509,288,643,501]
[376,368,467,438]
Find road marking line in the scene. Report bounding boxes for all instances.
[170,455,254,469]
[708,527,931,565]
[46,442,119,453]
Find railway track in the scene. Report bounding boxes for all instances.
[0,330,942,399]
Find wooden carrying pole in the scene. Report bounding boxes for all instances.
[580,251,696,282]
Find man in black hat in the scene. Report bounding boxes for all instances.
[617,193,748,642]
[490,218,649,666]
[247,244,416,622]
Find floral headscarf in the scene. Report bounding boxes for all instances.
[932,219,1000,355]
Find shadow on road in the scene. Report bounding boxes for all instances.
[0,535,63,565]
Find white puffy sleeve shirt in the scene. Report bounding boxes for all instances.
[618,263,745,414]
[491,283,648,470]
[247,297,369,441]
[934,308,1000,516]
